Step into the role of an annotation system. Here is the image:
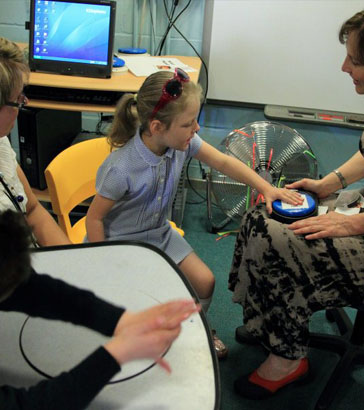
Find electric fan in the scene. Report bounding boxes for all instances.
[206,121,318,232]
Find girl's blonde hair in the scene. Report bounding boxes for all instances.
[0,38,29,106]
[108,70,202,149]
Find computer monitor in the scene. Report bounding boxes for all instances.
[28,0,116,78]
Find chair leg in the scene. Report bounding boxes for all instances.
[350,310,364,345]
[309,308,364,410]
[314,349,358,410]
[309,333,350,356]
[325,308,353,338]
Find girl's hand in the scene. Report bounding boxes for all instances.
[263,187,303,214]
[288,211,360,239]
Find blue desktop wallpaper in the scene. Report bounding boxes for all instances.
[33,1,111,65]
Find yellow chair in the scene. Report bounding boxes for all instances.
[45,137,184,244]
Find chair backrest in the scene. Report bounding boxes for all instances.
[45,137,111,243]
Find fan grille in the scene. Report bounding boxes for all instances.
[210,121,317,221]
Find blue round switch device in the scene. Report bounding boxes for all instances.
[271,190,318,224]
[113,56,125,67]
[118,47,147,54]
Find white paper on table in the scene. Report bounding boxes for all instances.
[318,205,328,215]
[335,207,361,215]
[122,56,197,77]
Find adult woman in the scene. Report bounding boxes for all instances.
[0,36,70,246]
[229,10,364,399]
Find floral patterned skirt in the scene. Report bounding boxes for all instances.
[228,204,364,359]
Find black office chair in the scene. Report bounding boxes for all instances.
[308,307,364,410]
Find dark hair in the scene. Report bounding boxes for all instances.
[108,70,202,149]
[0,210,32,301]
[339,10,364,65]
[0,37,29,107]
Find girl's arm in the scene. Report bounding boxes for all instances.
[18,166,71,246]
[86,193,116,242]
[194,141,302,213]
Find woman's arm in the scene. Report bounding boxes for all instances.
[286,148,364,238]
[0,270,124,335]
[0,298,199,410]
[86,193,116,242]
[194,141,302,213]
[17,166,71,246]
[0,346,120,410]
[329,150,364,189]
[287,151,364,198]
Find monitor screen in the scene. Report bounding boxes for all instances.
[29,0,116,78]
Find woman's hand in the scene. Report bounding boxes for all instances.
[263,187,303,214]
[105,314,180,373]
[114,299,200,336]
[288,211,362,239]
[108,300,200,372]
[285,178,329,199]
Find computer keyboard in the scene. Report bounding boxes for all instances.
[24,85,124,106]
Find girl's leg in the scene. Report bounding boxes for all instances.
[179,252,228,359]
[179,251,215,299]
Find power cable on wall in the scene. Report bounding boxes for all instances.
[160,0,210,203]
[156,0,178,56]
[140,1,210,204]
[148,0,156,52]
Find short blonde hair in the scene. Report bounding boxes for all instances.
[0,37,29,106]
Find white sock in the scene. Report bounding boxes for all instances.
[200,296,212,313]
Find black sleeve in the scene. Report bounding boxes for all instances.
[0,269,125,336]
[0,346,121,410]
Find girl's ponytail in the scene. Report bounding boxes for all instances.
[107,93,139,149]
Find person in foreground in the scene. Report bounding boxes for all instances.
[0,36,70,246]
[0,209,200,409]
[85,68,302,359]
[229,10,364,399]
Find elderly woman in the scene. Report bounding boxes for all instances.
[0,37,70,245]
[229,10,364,399]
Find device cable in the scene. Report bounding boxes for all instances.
[0,173,39,247]
[148,0,156,52]
[163,0,210,203]
[156,0,178,56]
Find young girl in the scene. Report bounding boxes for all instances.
[86,68,302,359]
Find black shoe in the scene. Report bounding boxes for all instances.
[235,325,259,345]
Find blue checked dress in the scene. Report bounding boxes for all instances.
[86,129,202,264]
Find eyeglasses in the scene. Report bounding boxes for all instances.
[4,93,28,110]
[150,68,190,119]
[359,127,364,156]
[360,135,364,157]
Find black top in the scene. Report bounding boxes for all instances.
[0,270,125,410]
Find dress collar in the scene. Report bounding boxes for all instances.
[134,128,173,165]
